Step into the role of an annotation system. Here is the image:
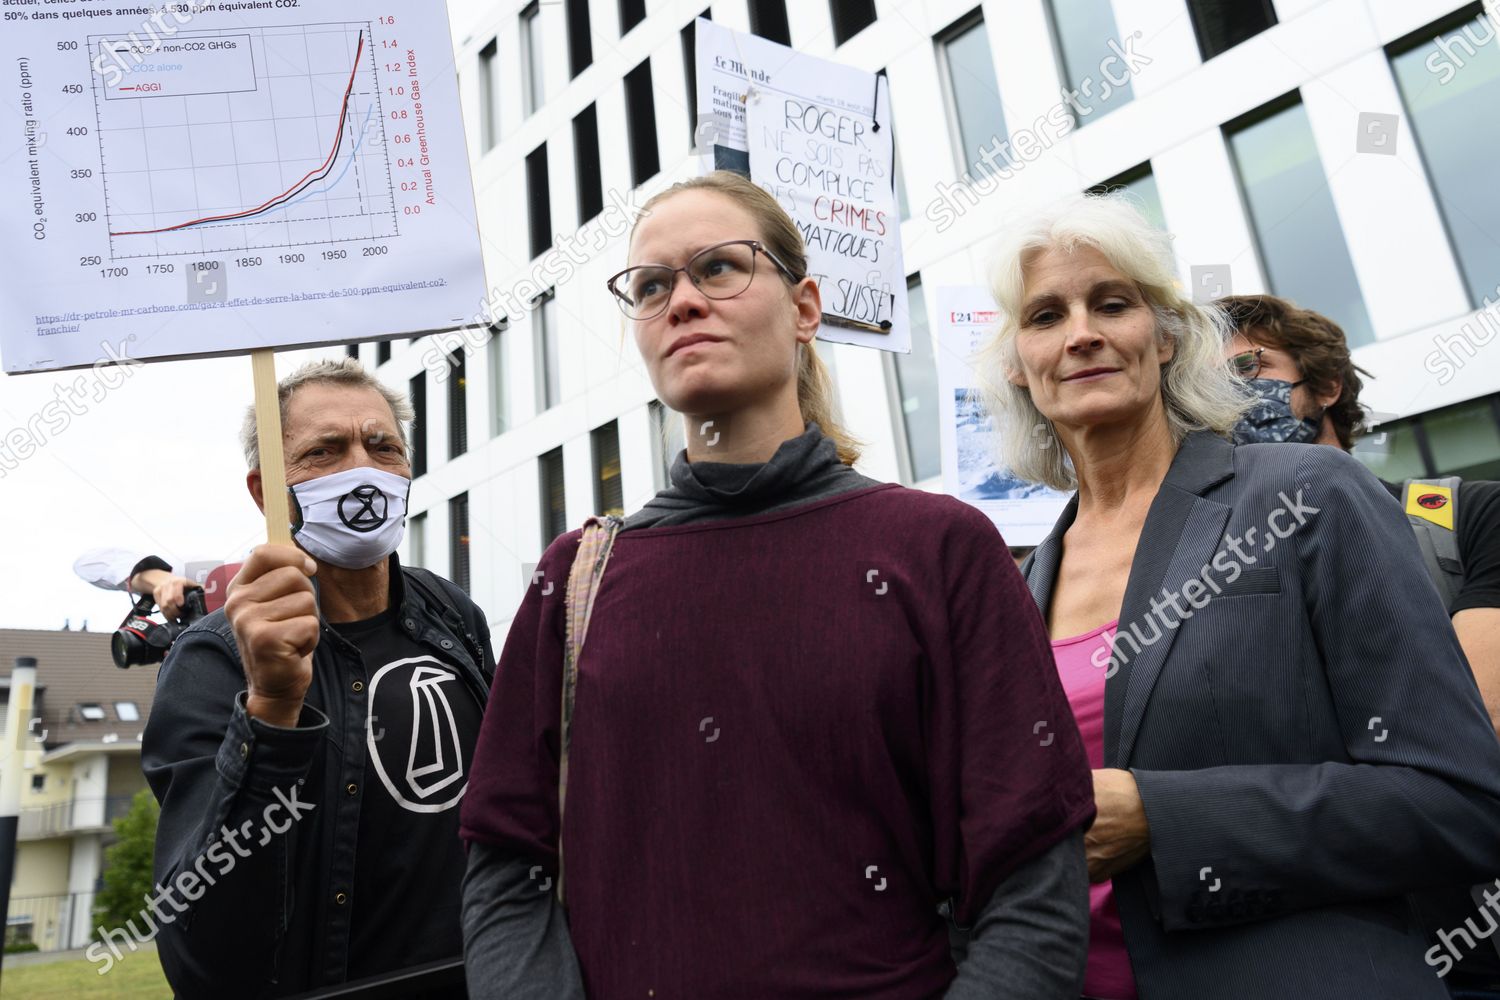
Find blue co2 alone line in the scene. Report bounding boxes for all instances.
[172,103,379,233]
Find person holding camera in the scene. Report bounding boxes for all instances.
[141,359,495,998]
[74,548,203,620]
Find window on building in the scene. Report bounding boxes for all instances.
[449,493,471,593]
[1352,396,1500,481]
[1425,397,1500,480]
[30,774,45,793]
[479,37,501,150]
[1089,161,1166,233]
[830,0,877,46]
[748,0,791,46]
[1226,95,1374,347]
[624,59,661,186]
[534,289,561,411]
[345,344,359,360]
[1048,0,1133,124]
[1390,8,1500,310]
[520,1,545,115]
[592,421,625,517]
[573,103,604,224]
[489,323,509,437]
[540,447,568,545]
[1187,0,1276,60]
[649,400,686,490]
[409,373,427,477]
[527,143,552,260]
[114,701,140,722]
[939,12,1006,178]
[682,12,710,143]
[566,0,593,77]
[78,703,106,721]
[889,277,941,482]
[410,510,427,567]
[447,349,467,459]
[376,340,391,365]
[619,0,646,35]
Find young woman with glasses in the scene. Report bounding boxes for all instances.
[457,171,1096,999]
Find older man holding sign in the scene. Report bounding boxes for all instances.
[140,359,494,997]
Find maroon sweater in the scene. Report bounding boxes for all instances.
[460,483,1093,998]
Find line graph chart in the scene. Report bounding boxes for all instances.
[91,22,398,259]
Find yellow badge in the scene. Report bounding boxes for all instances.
[1406,483,1455,530]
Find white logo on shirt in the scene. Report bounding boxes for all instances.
[367,656,468,814]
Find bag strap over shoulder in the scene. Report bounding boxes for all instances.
[1402,477,1464,610]
[556,513,625,905]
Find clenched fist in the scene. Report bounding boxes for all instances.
[225,545,320,728]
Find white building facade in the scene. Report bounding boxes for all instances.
[350,0,1500,634]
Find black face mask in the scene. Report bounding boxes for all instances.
[1232,378,1323,445]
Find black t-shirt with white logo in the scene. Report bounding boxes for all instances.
[330,606,482,987]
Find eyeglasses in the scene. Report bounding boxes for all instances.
[606,239,799,321]
[1228,348,1267,379]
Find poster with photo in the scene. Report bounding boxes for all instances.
[935,286,1071,546]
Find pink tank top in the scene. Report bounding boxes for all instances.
[1051,619,1137,1000]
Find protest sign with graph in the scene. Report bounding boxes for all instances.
[1,0,486,375]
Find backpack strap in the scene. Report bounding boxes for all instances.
[1402,477,1464,610]
[557,513,625,906]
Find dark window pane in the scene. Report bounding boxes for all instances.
[682,12,710,143]
[1227,99,1374,347]
[409,373,427,478]
[527,144,552,259]
[1391,11,1500,309]
[1425,398,1500,479]
[1352,417,1431,481]
[942,15,1006,176]
[479,38,500,150]
[624,59,660,185]
[619,0,646,34]
[1090,163,1166,233]
[573,104,604,223]
[377,340,391,365]
[489,326,508,437]
[1188,0,1276,59]
[748,0,791,46]
[540,447,568,545]
[345,344,359,360]
[592,421,625,517]
[892,279,941,482]
[449,493,470,593]
[521,1,544,114]
[1048,0,1132,122]
[447,350,467,459]
[831,0,877,45]
[566,0,593,77]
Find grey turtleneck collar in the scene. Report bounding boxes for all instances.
[621,421,883,531]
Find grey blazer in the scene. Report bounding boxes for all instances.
[1023,431,1500,1000]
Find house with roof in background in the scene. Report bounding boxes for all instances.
[1,628,159,953]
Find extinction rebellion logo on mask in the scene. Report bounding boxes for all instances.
[338,484,388,532]
[366,656,471,814]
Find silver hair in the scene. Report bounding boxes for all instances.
[972,191,1250,491]
[239,357,415,469]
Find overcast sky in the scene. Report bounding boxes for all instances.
[0,346,346,633]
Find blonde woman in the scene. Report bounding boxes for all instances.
[979,192,1500,1000]
[458,172,1096,999]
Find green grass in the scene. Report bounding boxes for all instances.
[2,948,170,998]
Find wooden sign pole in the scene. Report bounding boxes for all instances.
[250,348,293,546]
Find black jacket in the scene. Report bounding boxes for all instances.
[141,557,495,998]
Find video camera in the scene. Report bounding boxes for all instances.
[111,588,207,669]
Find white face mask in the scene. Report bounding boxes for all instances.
[288,466,410,570]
